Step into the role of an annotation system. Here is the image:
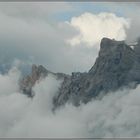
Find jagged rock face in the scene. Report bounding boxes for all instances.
[20,64,69,97]
[53,38,140,107]
[19,64,50,97]
[20,37,140,108]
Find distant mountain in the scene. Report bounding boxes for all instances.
[20,37,140,108]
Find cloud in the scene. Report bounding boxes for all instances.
[0,2,72,20]
[125,8,140,43]
[0,66,20,96]
[0,3,132,74]
[67,12,130,48]
[89,3,140,44]
[0,9,98,74]
[0,67,140,137]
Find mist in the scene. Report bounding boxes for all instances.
[0,67,139,138]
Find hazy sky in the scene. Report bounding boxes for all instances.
[0,2,140,74]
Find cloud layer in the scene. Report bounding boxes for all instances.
[0,67,140,137]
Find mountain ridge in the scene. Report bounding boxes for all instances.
[19,37,140,108]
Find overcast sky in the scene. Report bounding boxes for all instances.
[0,2,140,74]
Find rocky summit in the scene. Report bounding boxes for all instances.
[20,37,140,107]
[19,64,69,97]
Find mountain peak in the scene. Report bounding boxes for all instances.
[100,37,125,51]
[89,37,134,74]
[20,64,69,97]
[99,37,131,58]
[32,64,50,77]
[54,37,140,107]
[20,37,140,108]
[101,37,125,46]
[19,64,50,97]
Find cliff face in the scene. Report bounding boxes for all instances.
[20,38,140,107]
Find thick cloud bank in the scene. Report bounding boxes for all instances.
[0,67,140,137]
[0,10,130,74]
[67,12,130,48]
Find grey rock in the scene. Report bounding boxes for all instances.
[19,64,69,97]
[20,37,140,108]
[53,38,140,107]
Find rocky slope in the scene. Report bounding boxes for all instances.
[20,37,140,107]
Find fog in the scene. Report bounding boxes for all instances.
[0,67,139,138]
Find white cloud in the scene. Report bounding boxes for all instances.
[0,4,131,74]
[67,12,130,48]
[0,9,97,74]
[0,66,20,96]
